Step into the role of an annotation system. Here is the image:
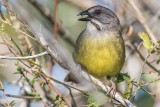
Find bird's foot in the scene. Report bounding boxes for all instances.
[106,77,116,102]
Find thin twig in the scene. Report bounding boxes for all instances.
[141,77,160,87]
[0,51,48,60]
[138,53,150,84]
[6,94,38,99]
[67,87,77,107]
[54,0,58,42]
[37,69,85,93]
[133,84,156,96]
[0,80,10,107]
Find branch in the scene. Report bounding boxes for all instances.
[6,94,38,99]
[0,51,48,60]
[0,80,10,107]
[128,0,158,44]
[90,76,136,107]
[54,0,58,42]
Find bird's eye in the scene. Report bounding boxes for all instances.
[95,10,101,15]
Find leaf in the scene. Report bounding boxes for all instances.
[31,78,36,85]
[23,77,30,83]
[35,94,41,99]
[9,100,15,106]
[32,70,39,78]
[51,95,60,104]
[139,32,152,50]
[27,92,37,96]
[56,95,60,100]
[14,67,23,74]
[115,73,131,84]
[157,58,160,64]
[40,83,45,88]
[123,83,133,99]
[0,84,2,90]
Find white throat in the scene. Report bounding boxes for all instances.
[86,19,105,36]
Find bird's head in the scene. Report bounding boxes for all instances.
[78,5,121,32]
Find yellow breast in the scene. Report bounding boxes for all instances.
[74,32,125,78]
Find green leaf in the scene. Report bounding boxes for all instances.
[35,94,41,99]
[40,83,46,88]
[23,77,30,82]
[16,67,23,74]
[9,100,15,106]
[139,32,152,50]
[31,78,36,85]
[157,58,160,64]
[27,92,37,96]
[56,95,60,100]
[32,70,39,78]
[123,83,133,99]
[115,73,131,84]
[13,71,21,74]
[51,95,60,104]
[0,84,2,90]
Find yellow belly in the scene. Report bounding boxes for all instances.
[74,33,125,78]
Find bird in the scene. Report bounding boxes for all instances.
[73,5,125,97]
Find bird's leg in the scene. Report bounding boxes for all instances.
[107,76,116,100]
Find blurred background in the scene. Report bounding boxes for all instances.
[0,0,160,107]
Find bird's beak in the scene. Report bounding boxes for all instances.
[77,10,92,21]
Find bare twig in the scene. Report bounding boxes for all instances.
[54,0,58,42]
[6,94,39,99]
[0,51,48,60]
[128,0,157,44]
[138,53,150,84]
[0,80,10,107]
[141,77,160,87]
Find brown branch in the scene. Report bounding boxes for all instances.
[6,94,38,99]
[0,80,10,107]
[54,0,58,42]
[128,0,158,44]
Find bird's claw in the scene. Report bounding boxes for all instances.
[106,78,116,102]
